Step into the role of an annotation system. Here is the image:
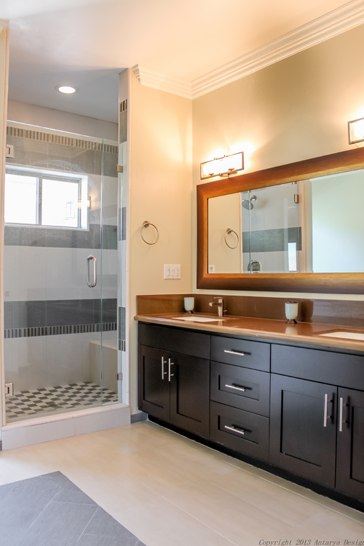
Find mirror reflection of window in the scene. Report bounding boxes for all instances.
[310,170,364,273]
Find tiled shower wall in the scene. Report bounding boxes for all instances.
[4,123,118,394]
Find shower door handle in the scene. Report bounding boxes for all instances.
[87,255,97,288]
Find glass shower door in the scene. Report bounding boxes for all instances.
[3,124,119,423]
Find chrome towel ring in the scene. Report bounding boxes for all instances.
[140,221,159,245]
[224,228,239,249]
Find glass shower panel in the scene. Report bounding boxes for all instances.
[99,140,119,405]
[3,124,119,423]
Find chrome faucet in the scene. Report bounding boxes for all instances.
[209,297,225,317]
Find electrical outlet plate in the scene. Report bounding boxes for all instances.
[164,264,181,279]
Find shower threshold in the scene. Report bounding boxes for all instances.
[5,382,119,423]
[1,396,130,450]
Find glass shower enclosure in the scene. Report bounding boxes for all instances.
[3,122,120,423]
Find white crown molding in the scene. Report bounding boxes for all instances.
[133,0,364,100]
[192,0,364,98]
[132,65,192,99]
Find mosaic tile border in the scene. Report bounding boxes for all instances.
[7,126,118,154]
[4,322,117,339]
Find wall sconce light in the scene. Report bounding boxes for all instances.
[348,117,364,144]
[78,196,92,209]
[200,151,244,180]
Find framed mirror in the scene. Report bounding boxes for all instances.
[197,148,364,293]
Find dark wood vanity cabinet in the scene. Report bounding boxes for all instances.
[270,344,364,502]
[209,335,270,462]
[138,322,364,506]
[336,388,364,501]
[138,324,210,438]
[270,374,337,488]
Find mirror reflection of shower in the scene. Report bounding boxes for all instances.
[242,195,257,210]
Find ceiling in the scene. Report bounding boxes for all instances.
[1,0,359,123]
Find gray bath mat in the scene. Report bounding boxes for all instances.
[0,471,146,545]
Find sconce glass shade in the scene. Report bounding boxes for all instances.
[200,151,244,180]
[348,118,364,144]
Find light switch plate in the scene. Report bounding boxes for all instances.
[164,264,181,279]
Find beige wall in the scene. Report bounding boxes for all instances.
[129,73,193,412]
[0,24,9,429]
[192,23,364,302]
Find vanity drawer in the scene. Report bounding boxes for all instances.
[211,335,270,371]
[272,344,364,390]
[210,402,269,462]
[210,362,270,416]
[138,323,210,359]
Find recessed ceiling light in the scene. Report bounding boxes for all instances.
[56,85,77,94]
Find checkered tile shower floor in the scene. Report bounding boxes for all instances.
[5,382,119,421]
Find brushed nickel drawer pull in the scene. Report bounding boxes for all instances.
[339,397,348,432]
[225,384,249,393]
[339,397,344,432]
[224,425,245,436]
[323,393,328,427]
[224,349,245,357]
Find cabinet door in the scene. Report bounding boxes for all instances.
[270,374,337,488]
[336,388,364,502]
[138,345,170,421]
[169,352,210,438]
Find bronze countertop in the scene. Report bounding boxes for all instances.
[135,313,364,353]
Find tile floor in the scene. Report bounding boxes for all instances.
[0,421,363,546]
[5,382,118,421]
[0,471,145,546]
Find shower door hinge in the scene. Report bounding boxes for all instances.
[4,383,14,397]
[115,373,123,381]
[6,144,14,158]
[294,194,300,204]
[117,165,124,173]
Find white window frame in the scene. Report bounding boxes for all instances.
[5,166,89,230]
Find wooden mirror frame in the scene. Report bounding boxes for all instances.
[197,148,364,293]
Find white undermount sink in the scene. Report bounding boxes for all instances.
[172,316,225,323]
[319,331,364,341]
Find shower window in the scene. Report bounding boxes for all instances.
[5,167,88,229]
